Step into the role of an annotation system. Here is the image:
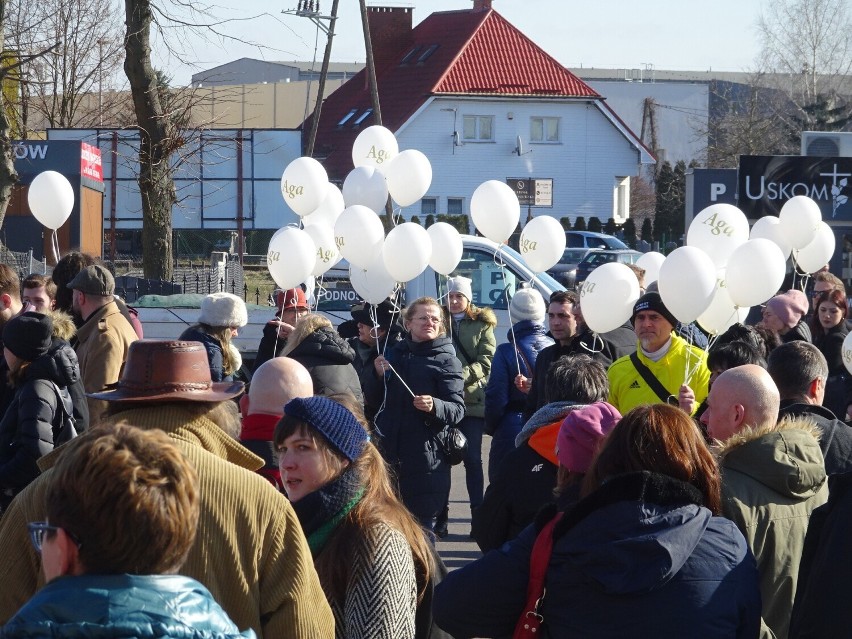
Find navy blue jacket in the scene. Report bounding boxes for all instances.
[436,472,761,639]
[179,326,232,382]
[484,321,552,436]
[1,573,254,638]
[364,336,464,479]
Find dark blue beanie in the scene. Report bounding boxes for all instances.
[283,396,368,461]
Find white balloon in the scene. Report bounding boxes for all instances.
[725,239,786,307]
[280,157,329,217]
[383,223,432,282]
[352,125,398,171]
[842,332,852,376]
[303,223,341,277]
[427,222,463,275]
[385,150,432,207]
[686,203,749,269]
[697,276,750,335]
[794,222,836,274]
[303,183,344,228]
[750,216,792,259]
[579,262,641,333]
[658,246,717,323]
[471,180,520,244]
[635,251,665,285]
[334,205,385,269]
[267,227,316,290]
[342,166,389,213]
[519,216,566,272]
[350,253,396,305]
[779,195,821,249]
[27,171,74,230]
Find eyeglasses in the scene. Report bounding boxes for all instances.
[27,522,81,553]
[413,315,442,324]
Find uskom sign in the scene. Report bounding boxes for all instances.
[737,155,851,220]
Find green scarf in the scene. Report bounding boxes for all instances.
[306,488,365,555]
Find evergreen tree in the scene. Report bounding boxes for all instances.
[622,218,637,248]
[410,216,421,226]
[605,218,617,235]
[641,218,654,243]
[425,214,435,228]
[559,216,571,231]
[574,216,587,231]
[654,160,687,245]
[588,216,603,233]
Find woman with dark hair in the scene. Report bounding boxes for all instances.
[810,289,850,417]
[434,404,761,639]
[274,395,434,639]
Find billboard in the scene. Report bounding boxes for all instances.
[737,155,852,220]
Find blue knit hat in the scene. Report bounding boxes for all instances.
[283,396,368,461]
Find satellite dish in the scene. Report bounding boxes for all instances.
[514,135,531,156]
[453,131,462,147]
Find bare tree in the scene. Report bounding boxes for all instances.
[5,0,126,132]
[758,0,852,127]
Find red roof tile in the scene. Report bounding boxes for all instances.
[309,8,600,179]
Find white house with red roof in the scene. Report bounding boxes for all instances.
[308,0,654,225]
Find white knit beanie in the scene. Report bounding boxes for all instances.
[198,292,248,328]
[510,288,545,323]
[447,276,473,302]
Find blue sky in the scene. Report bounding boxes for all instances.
[168,1,765,84]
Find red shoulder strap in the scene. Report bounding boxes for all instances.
[513,512,563,638]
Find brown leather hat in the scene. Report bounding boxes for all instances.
[86,339,244,403]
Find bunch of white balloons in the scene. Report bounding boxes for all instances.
[269,126,466,303]
[580,197,834,337]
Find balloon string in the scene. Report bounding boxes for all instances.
[493,243,523,376]
[51,231,60,265]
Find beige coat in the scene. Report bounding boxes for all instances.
[0,404,335,638]
[74,299,138,423]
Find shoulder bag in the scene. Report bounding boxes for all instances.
[513,512,563,638]
[629,352,679,406]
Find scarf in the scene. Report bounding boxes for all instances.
[292,467,364,556]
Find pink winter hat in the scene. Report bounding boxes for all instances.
[556,402,622,473]
[765,289,809,329]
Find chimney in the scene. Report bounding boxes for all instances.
[367,6,414,72]
[473,0,492,10]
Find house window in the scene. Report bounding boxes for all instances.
[530,116,560,142]
[447,198,464,215]
[417,44,439,63]
[462,115,494,141]
[400,47,422,65]
[353,108,373,126]
[421,197,437,217]
[337,108,358,126]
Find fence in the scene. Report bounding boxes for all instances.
[0,247,49,277]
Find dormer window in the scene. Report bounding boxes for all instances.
[400,47,422,65]
[417,44,439,63]
[353,108,374,126]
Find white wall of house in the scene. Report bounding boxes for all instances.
[586,81,709,166]
[395,96,644,225]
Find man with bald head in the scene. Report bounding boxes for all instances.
[240,357,313,488]
[702,364,827,639]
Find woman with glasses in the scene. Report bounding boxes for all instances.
[810,289,851,418]
[366,296,465,529]
[5,424,254,638]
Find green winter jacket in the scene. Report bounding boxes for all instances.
[446,306,496,418]
[717,417,828,639]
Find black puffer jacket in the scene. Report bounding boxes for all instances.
[365,336,465,479]
[0,335,80,506]
[348,324,405,420]
[285,322,364,404]
[35,310,88,432]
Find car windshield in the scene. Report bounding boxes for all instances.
[561,248,588,263]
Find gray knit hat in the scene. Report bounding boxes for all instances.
[510,288,545,323]
[198,292,248,328]
[283,396,368,461]
[447,276,473,302]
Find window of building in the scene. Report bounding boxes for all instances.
[353,108,374,126]
[447,197,464,215]
[530,116,560,142]
[417,44,439,63]
[337,108,358,126]
[421,197,437,217]
[400,47,422,65]
[462,115,494,141]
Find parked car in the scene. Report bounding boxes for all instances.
[547,247,591,290]
[566,231,628,250]
[575,249,643,288]
[134,235,564,364]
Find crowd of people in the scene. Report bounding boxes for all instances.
[0,251,849,638]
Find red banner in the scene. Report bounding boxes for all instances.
[80,142,103,182]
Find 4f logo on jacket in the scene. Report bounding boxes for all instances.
[531,463,543,472]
